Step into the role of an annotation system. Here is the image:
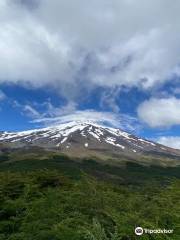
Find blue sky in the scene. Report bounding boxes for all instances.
[0,0,180,149]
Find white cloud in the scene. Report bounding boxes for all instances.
[32,110,120,127]
[157,136,180,149]
[12,99,139,131]
[0,0,180,100]
[137,97,180,128]
[0,90,6,101]
[100,88,120,113]
[43,101,77,118]
[30,103,139,132]
[13,100,41,118]
[23,104,41,118]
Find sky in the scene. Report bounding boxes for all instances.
[0,0,180,149]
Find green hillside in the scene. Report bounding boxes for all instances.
[0,153,179,240]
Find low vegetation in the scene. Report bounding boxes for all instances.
[0,153,179,239]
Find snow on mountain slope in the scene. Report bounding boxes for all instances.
[0,121,179,158]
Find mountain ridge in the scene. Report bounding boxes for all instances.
[0,121,180,161]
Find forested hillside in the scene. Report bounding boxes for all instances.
[0,154,179,240]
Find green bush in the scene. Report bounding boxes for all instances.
[0,161,179,239]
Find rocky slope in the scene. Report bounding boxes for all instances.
[0,121,180,163]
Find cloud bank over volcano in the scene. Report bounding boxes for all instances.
[0,0,180,98]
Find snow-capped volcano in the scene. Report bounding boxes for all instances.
[0,121,179,160]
